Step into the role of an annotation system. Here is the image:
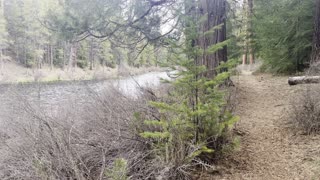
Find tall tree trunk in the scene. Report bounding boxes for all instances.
[311,0,320,64]
[24,47,27,66]
[242,0,248,65]
[198,0,227,78]
[89,39,94,70]
[50,45,53,70]
[46,45,49,64]
[73,43,77,68]
[62,41,67,70]
[248,0,255,65]
[37,45,42,69]
[0,49,3,73]
[68,42,77,70]
[242,0,255,65]
[242,48,247,65]
[186,0,227,142]
[249,49,254,64]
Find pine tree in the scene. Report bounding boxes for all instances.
[254,0,313,73]
[4,0,52,68]
[138,0,238,178]
[241,0,255,65]
[197,0,228,78]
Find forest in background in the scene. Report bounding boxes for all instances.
[0,0,319,74]
[0,0,170,71]
[1,0,320,179]
[253,0,314,73]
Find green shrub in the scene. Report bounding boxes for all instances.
[137,40,239,179]
[105,158,128,180]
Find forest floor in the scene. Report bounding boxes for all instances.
[200,70,320,179]
[0,61,162,84]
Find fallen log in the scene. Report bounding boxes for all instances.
[288,76,320,86]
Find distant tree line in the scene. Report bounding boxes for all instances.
[0,0,169,70]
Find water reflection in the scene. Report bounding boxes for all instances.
[0,71,170,124]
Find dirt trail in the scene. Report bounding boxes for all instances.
[207,73,320,179]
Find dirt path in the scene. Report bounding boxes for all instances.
[205,73,320,179]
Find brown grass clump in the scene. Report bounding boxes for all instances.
[291,84,320,134]
[290,63,320,134]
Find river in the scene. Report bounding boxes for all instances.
[0,71,171,125]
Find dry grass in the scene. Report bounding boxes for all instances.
[290,63,320,134]
[0,61,163,84]
[291,85,320,134]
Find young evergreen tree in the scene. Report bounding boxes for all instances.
[138,0,238,178]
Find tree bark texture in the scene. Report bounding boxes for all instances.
[242,0,255,65]
[50,45,53,70]
[242,0,248,65]
[89,39,94,70]
[242,50,247,65]
[198,0,227,78]
[288,76,320,85]
[248,0,254,64]
[68,42,78,69]
[0,49,3,73]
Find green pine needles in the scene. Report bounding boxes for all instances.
[105,158,128,180]
[254,0,313,74]
[138,21,239,178]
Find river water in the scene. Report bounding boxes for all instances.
[0,71,170,125]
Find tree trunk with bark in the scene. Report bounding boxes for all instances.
[248,0,255,65]
[0,49,3,73]
[68,42,78,70]
[50,45,53,70]
[242,48,247,65]
[89,39,94,70]
[68,43,73,70]
[311,0,320,64]
[62,41,67,70]
[198,0,227,78]
[242,0,255,65]
[242,0,248,65]
[186,0,227,142]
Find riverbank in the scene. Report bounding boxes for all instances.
[0,61,164,84]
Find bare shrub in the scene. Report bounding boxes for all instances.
[0,80,237,180]
[291,85,320,134]
[307,62,320,75]
[0,85,159,179]
[291,62,320,134]
[33,70,45,82]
